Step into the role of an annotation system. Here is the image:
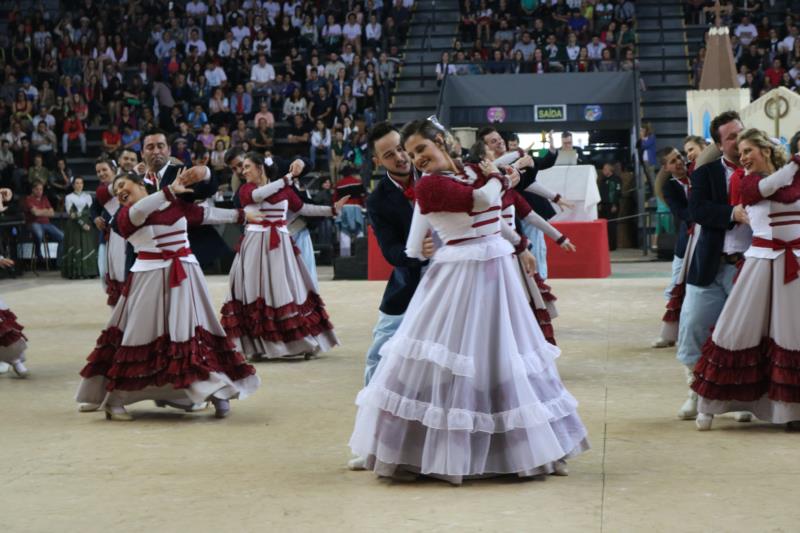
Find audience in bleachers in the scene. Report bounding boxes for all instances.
[0,0,412,215]
[688,1,799,96]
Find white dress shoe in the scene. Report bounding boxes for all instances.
[733,412,752,422]
[79,403,101,412]
[347,455,367,471]
[104,405,133,421]
[0,362,10,373]
[551,459,569,476]
[677,390,698,420]
[651,337,675,348]
[696,413,713,430]
[11,361,28,378]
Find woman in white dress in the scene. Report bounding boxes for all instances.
[349,119,589,484]
[76,169,260,421]
[220,153,345,360]
[693,130,800,430]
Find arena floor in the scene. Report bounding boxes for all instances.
[1,259,798,533]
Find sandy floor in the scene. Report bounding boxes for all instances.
[1,263,799,533]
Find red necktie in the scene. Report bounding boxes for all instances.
[146,172,158,188]
[728,168,745,206]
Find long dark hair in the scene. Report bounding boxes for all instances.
[400,118,459,160]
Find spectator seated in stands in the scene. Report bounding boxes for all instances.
[24,181,64,264]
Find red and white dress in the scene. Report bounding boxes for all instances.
[95,182,128,306]
[0,296,27,366]
[220,179,339,359]
[76,187,259,408]
[502,189,568,345]
[692,158,800,423]
[349,165,589,483]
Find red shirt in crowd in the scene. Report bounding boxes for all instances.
[765,66,785,87]
[24,194,53,224]
[64,118,85,140]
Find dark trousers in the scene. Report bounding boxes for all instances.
[598,203,618,251]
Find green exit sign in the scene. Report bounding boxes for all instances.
[535,105,567,122]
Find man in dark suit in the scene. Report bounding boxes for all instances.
[361,122,434,385]
[348,122,433,470]
[678,111,751,423]
[478,126,573,278]
[651,147,692,349]
[140,129,230,269]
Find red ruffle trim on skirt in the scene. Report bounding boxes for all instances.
[532,306,557,346]
[79,325,256,392]
[0,308,27,346]
[220,292,335,343]
[534,274,557,302]
[105,275,125,306]
[692,336,800,403]
[661,282,685,324]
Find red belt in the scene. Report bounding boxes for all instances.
[137,247,192,287]
[752,237,800,284]
[255,219,286,250]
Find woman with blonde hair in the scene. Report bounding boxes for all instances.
[692,129,800,430]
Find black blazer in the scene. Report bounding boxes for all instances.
[662,177,692,258]
[518,150,558,220]
[366,175,427,316]
[687,159,734,287]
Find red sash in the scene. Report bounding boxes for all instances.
[256,219,287,250]
[137,247,192,287]
[751,237,800,284]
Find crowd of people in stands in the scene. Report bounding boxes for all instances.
[439,0,637,79]
[0,0,415,269]
[689,2,799,97]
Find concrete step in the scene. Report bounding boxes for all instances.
[638,43,689,56]
[392,92,440,109]
[637,17,685,30]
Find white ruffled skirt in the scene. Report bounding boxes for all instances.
[349,235,589,482]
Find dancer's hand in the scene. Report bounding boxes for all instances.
[557,197,575,210]
[0,257,14,268]
[169,181,191,195]
[289,158,306,177]
[519,249,537,277]
[506,167,521,188]
[133,162,146,174]
[560,239,577,252]
[334,195,350,214]
[94,217,107,231]
[479,159,501,177]
[82,224,91,232]
[245,211,265,223]
[422,236,435,258]
[732,204,750,225]
[177,165,208,186]
[0,188,12,202]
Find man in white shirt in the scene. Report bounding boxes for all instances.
[341,43,355,65]
[325,52,346,79]
[185,29,207,56]
[186,0,208,17]
[205,60,228,88]
[251,54,276,95]
[512,32,536,61]
[32,108,56,131]
[586,35,607,61]
[780,24,798,54]
[155,31,176,59]
[217,31,239,57]
[343,13,363,54]
[263,0,281,23]
[231,17,251,42]
[734,16,757,46]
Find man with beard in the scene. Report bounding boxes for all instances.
[677,111,752,425]
[117,148,141,174]
[348,122,434,471]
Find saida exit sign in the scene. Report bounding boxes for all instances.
[534,105,567,122]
